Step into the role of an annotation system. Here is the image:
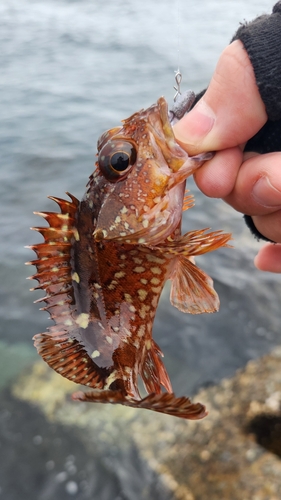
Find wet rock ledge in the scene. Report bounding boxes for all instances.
[13,347,281,500]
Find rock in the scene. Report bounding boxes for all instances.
[12,347,281,500]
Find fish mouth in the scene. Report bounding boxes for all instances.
[151,96,213,174]
[146,96,190,174]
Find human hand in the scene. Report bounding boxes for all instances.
[173,40,281,273]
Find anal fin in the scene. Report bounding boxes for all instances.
[140,339,172,394]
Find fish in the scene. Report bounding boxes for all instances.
[27,96,231,419]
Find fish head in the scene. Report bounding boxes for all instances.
[87,97,211,246]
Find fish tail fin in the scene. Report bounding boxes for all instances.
[72,389,207,420]
[140,339,172,394]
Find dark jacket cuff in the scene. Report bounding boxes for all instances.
[243,215,275,242]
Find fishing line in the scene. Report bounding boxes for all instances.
[173,0,182,101]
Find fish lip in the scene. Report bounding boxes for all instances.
[147,96,188,173]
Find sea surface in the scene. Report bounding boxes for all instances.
[0,0,279,499]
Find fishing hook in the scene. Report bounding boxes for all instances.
[173,69,182,101]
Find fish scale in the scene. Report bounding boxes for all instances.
[28,96,231,419]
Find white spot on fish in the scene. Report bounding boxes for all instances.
[139,305,147,319]
[137,289,148,301]
[137,325,146,337]
[146,254,165,264]
[146,340,151,349]
[133,257,143,264]
[91,350,100,359]
[140,278,148,285]
[114,271,126,279]
[153,196,161,204]
[73,228,80,241]
[76,313,89,329]
[133,266,145,273]
[106,336,113,344]
[151,267,162,275]
[124,293,132,303]
[150,277,160,285]
[72,272,80,283]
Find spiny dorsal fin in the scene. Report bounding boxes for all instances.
[28,193,108,389]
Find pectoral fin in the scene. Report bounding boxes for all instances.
[170,256,220,313]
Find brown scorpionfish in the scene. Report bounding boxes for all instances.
[28,96,231,419]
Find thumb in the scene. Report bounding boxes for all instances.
[173,40,267,155]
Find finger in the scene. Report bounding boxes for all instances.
[193,146,243,198]
[254,243,281,272]
[174,40,267,155]
[223,152,281,215]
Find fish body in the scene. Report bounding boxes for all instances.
[29,97,231,419]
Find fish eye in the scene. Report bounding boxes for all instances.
[98,140,137,182]
[110,151,130,172]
